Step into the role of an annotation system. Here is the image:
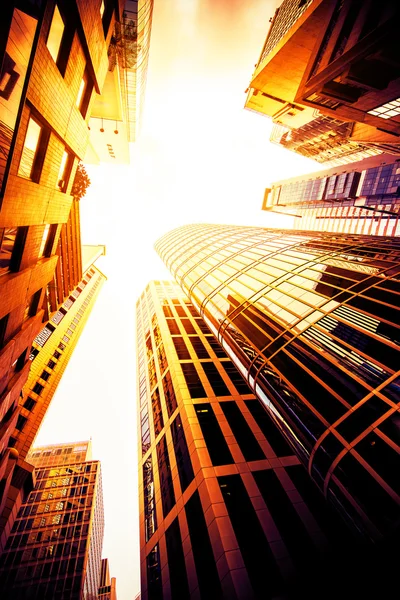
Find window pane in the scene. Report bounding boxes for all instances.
[18,118,41,179]
[0,227,17,273]
[46,6,65,63]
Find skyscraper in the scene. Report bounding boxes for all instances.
[98,558,117,600]
[0,440,104,599]
[155,225,400,548]
[264,153,400,236]
[245,0,400,164]
[137,280,395,600]
[0,0,123,553]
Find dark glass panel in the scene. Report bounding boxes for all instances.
[336,397,390,442]
[271,349,347,422]
[311,433,345,486]
[189,337,209,359]
[348,296,400,326]
[218,474,283,598]
[220,401,265,461]
[355,432,400,496]
[151,388,164,436]
[201,362,230,396]
[253,469,317,569]
[333,453,399,533]
[181,364,206,399]
[185,491,222,600]
[156,435,175,518]
[165,518,190,600]
[220,361,252,394]
[181,318,196,334]
[245,400,293,457]
[162,371,177,417]
[171,413,194,492]
[205,335,227,358]
[194,404,233,466]
[143,456,157,542]
[167,319,180,335]
[147,544,163,600]
[172,337,191,360]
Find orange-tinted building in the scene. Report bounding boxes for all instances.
[0,0,123,554]
[264,152,400,235]
[245,0,400,165]
[99,558,118,600]
[137,280,396,600]
[0,440,105,599]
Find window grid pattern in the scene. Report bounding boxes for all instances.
[0,452,103,600]
[155,225,400,541]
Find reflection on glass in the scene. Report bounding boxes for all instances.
[46,5,65,63]
[18,118,41,179]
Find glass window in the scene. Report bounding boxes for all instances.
[57,151,73,192]
[221,401,265,461]
[171,413,194,492]
[18,118,42,180]
[165,518,190,599]
[0,228,17,274]
[46,5,65,63]
[181,363,206,398]
[195,403,233,466]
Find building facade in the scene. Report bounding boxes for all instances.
[155,225,400,550]
[245,0,400,164]
[0,440,104,599]
[137,280,395,600]
[0,0,123,553]
[264,153,400,236]
[98,558,117,600]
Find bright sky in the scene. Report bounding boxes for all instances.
[35,1,322,598]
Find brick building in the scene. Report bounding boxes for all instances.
[0,0,123,553]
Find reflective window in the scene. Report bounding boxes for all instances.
[220,402,265,461]
[181,364,206,398]
[195,403,233,466]
[46,5,65,63]
[171,414,194,492]
[165,518,190,600]
[156,435,175,518]
[0,228,17,274]
[18,118,43,180]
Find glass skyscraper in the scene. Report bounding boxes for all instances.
[155,225,400,546]
[137,279,397,600]
[0,441,104,599]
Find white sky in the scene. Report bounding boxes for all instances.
[35,1,323,598]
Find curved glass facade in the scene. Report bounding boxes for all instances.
[156,224,400,540]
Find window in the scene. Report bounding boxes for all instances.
[185,491,222,599]
[53,351,61,359]
[156,435,175,518]
[172,336,190,360]
[56,151,73,192]
[171,414,194,492]
[201,362,230,396]
[195,403,233,466]
[146,544,162,600]
[76,72,93,117]
[165,518,190,599]
[23,397,36,412]
[0,314,9,348]
[46,5,65,63]
[0,228,17,274]
[32,383,44,395]
[16,415,27,431]
[220,402,265,461]
[47,360,56,369]
[181,364,206,398]
[58,343,66,351]
[368,98,400,120]
[24,289,41,321]
[18,117,47,181]
[40,370,51,382]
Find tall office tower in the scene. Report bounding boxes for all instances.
[9,254,106,465]
[137,280,390,600]
[89,0,154,156]
[155,225,400,551]
[245,0,400,165]
[0,0,123,553]
[0,440,104,599]
[98,558,118,600]
[264,153,400,236]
